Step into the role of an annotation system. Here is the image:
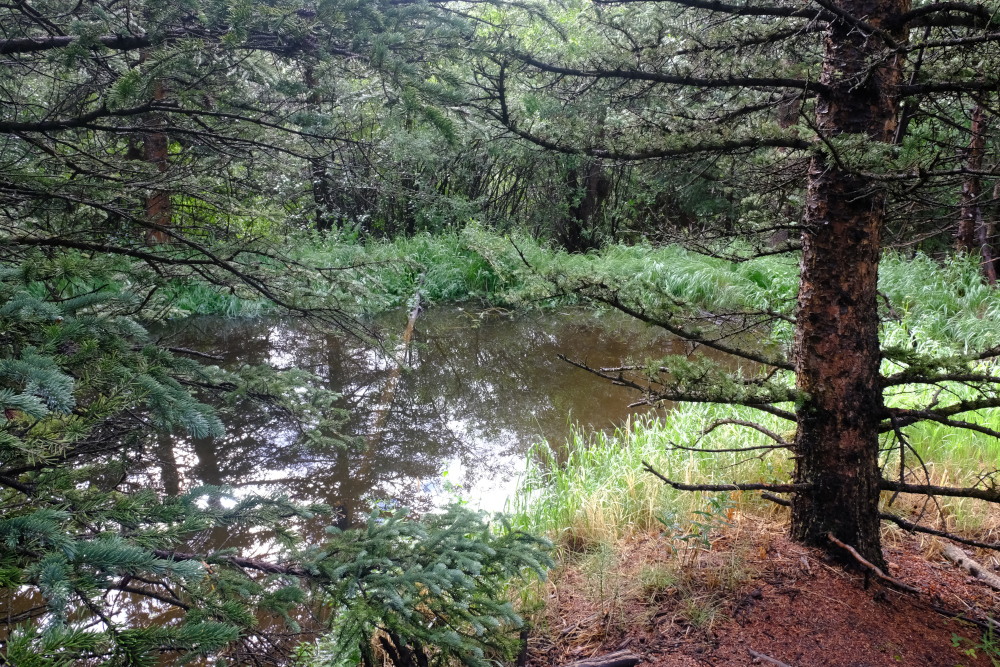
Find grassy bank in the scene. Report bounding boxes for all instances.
[506,402,1000,552]
[505,406,792,549]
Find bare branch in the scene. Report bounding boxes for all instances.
[879,512,1000,550]
[880,479,1000,503]
[642,460,808,492]
[700,418,792,447]
[827,533,920,594]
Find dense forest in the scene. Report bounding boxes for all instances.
[4,0,1000,664]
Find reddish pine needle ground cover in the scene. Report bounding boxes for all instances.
[523,517,1000,667]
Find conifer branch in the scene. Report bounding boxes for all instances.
[514,54,826,93]
[896,1,1000,29]
[559,354,797,412]
[0,103,160,133]
[879,479,1000,503]
[642,461,808,492]
[589,0,838,22]
[0,473,35,495]
[584,292,795,370]
[151,549,310,578]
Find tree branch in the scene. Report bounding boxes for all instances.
[0,103,158,133]
[882,410,1000,439]
[642,461,808,492]
[827,533,920,594]
[590,0,837,22]
[585,292,795,369]
[879,512,1000,550]
[701,418,792,446]
[896,1,999,29]
[516,54,825,92]
[151,549,309,578]
[0,33,154,55]
[880,479,1000,503]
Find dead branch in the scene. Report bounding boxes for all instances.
[761,492,791,506]
[642,461,808,493]
[879,511,1000,551]
[827,533,921,595]
[942,544,1000,590]
[700,418,793,447]
[880,479,1000,503]
[559,650,641,667]
[749,649,797,667]
[668,440,789,454]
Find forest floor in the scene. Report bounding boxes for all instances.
[522,515,1000,667]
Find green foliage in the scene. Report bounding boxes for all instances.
[1,244,550,665]
[303,508,551,667]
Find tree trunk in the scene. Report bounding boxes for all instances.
[958,104,996,285]
[790,0,909,567]
[560,158,610,252]
[144,80,171,243]
[305,66,339,232]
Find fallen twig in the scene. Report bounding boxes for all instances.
[942,543,1000,591]
[749,649,796,667]
[827,533,921,595]
[559,650,640,667]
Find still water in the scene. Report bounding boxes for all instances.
[144,307,689,527]
[1,307,698,640]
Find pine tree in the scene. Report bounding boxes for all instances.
[468,0,1000,565]
[0,0,551,662]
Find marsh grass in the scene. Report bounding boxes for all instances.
[506,406,793,550]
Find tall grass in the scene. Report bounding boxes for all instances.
[506,405,793,547]
[166,230,514,317]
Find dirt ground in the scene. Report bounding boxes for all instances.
[524,518,1000,667]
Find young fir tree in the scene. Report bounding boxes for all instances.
[0,254,550,667]
[0,0,551,663]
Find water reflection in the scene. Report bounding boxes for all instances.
[144,307,691,531]
[3,307,718,654]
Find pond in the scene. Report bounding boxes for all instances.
[1,306,720,636]
[145,307,694,532]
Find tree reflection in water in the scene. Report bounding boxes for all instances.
[141,307,697,550]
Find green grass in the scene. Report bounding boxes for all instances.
[505,405,793,548]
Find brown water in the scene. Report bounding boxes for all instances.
[0,307,708,642]
[143,307,690,531]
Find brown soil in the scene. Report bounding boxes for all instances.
[524,519,1000,667]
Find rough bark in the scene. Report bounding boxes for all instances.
[305,66,339,232]
[958,104,996,284]
[790,0,909,567]
[144,80,172,244]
